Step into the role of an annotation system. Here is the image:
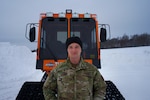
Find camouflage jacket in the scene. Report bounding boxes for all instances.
[43,58,106,100]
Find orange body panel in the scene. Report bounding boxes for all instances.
[43,60,65,71]
[43,59,92,72]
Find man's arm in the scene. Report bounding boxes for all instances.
[43,71,57,100]
[93,69,107,100]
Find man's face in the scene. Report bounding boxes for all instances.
[67,43,81,59]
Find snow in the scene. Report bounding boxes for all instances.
[0,42,150,100]
[0,42,43,100]
[100,46,150,100]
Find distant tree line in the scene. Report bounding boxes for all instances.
[101,33,150,49]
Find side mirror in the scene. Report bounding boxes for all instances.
[29,27,36,42]
[100,28,107,42]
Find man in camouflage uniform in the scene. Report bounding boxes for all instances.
[43,37,106,100]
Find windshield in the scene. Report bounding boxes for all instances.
[70,18,98,57]
[40,18,68,59]
[70,18,98,67]
[39,17,98,66]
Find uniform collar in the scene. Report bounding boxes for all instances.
[66,57,87,70]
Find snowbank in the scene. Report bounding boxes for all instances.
[0,42,43,100]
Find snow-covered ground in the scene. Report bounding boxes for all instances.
[101,46,150,100]
[0,42,150,100]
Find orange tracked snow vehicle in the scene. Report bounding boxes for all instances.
[16,9,125,100]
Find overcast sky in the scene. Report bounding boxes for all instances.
[1,0,150,49]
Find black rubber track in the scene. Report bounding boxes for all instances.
[16,82,44,100]
[104,81,125,100]
[16,81,125,100]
